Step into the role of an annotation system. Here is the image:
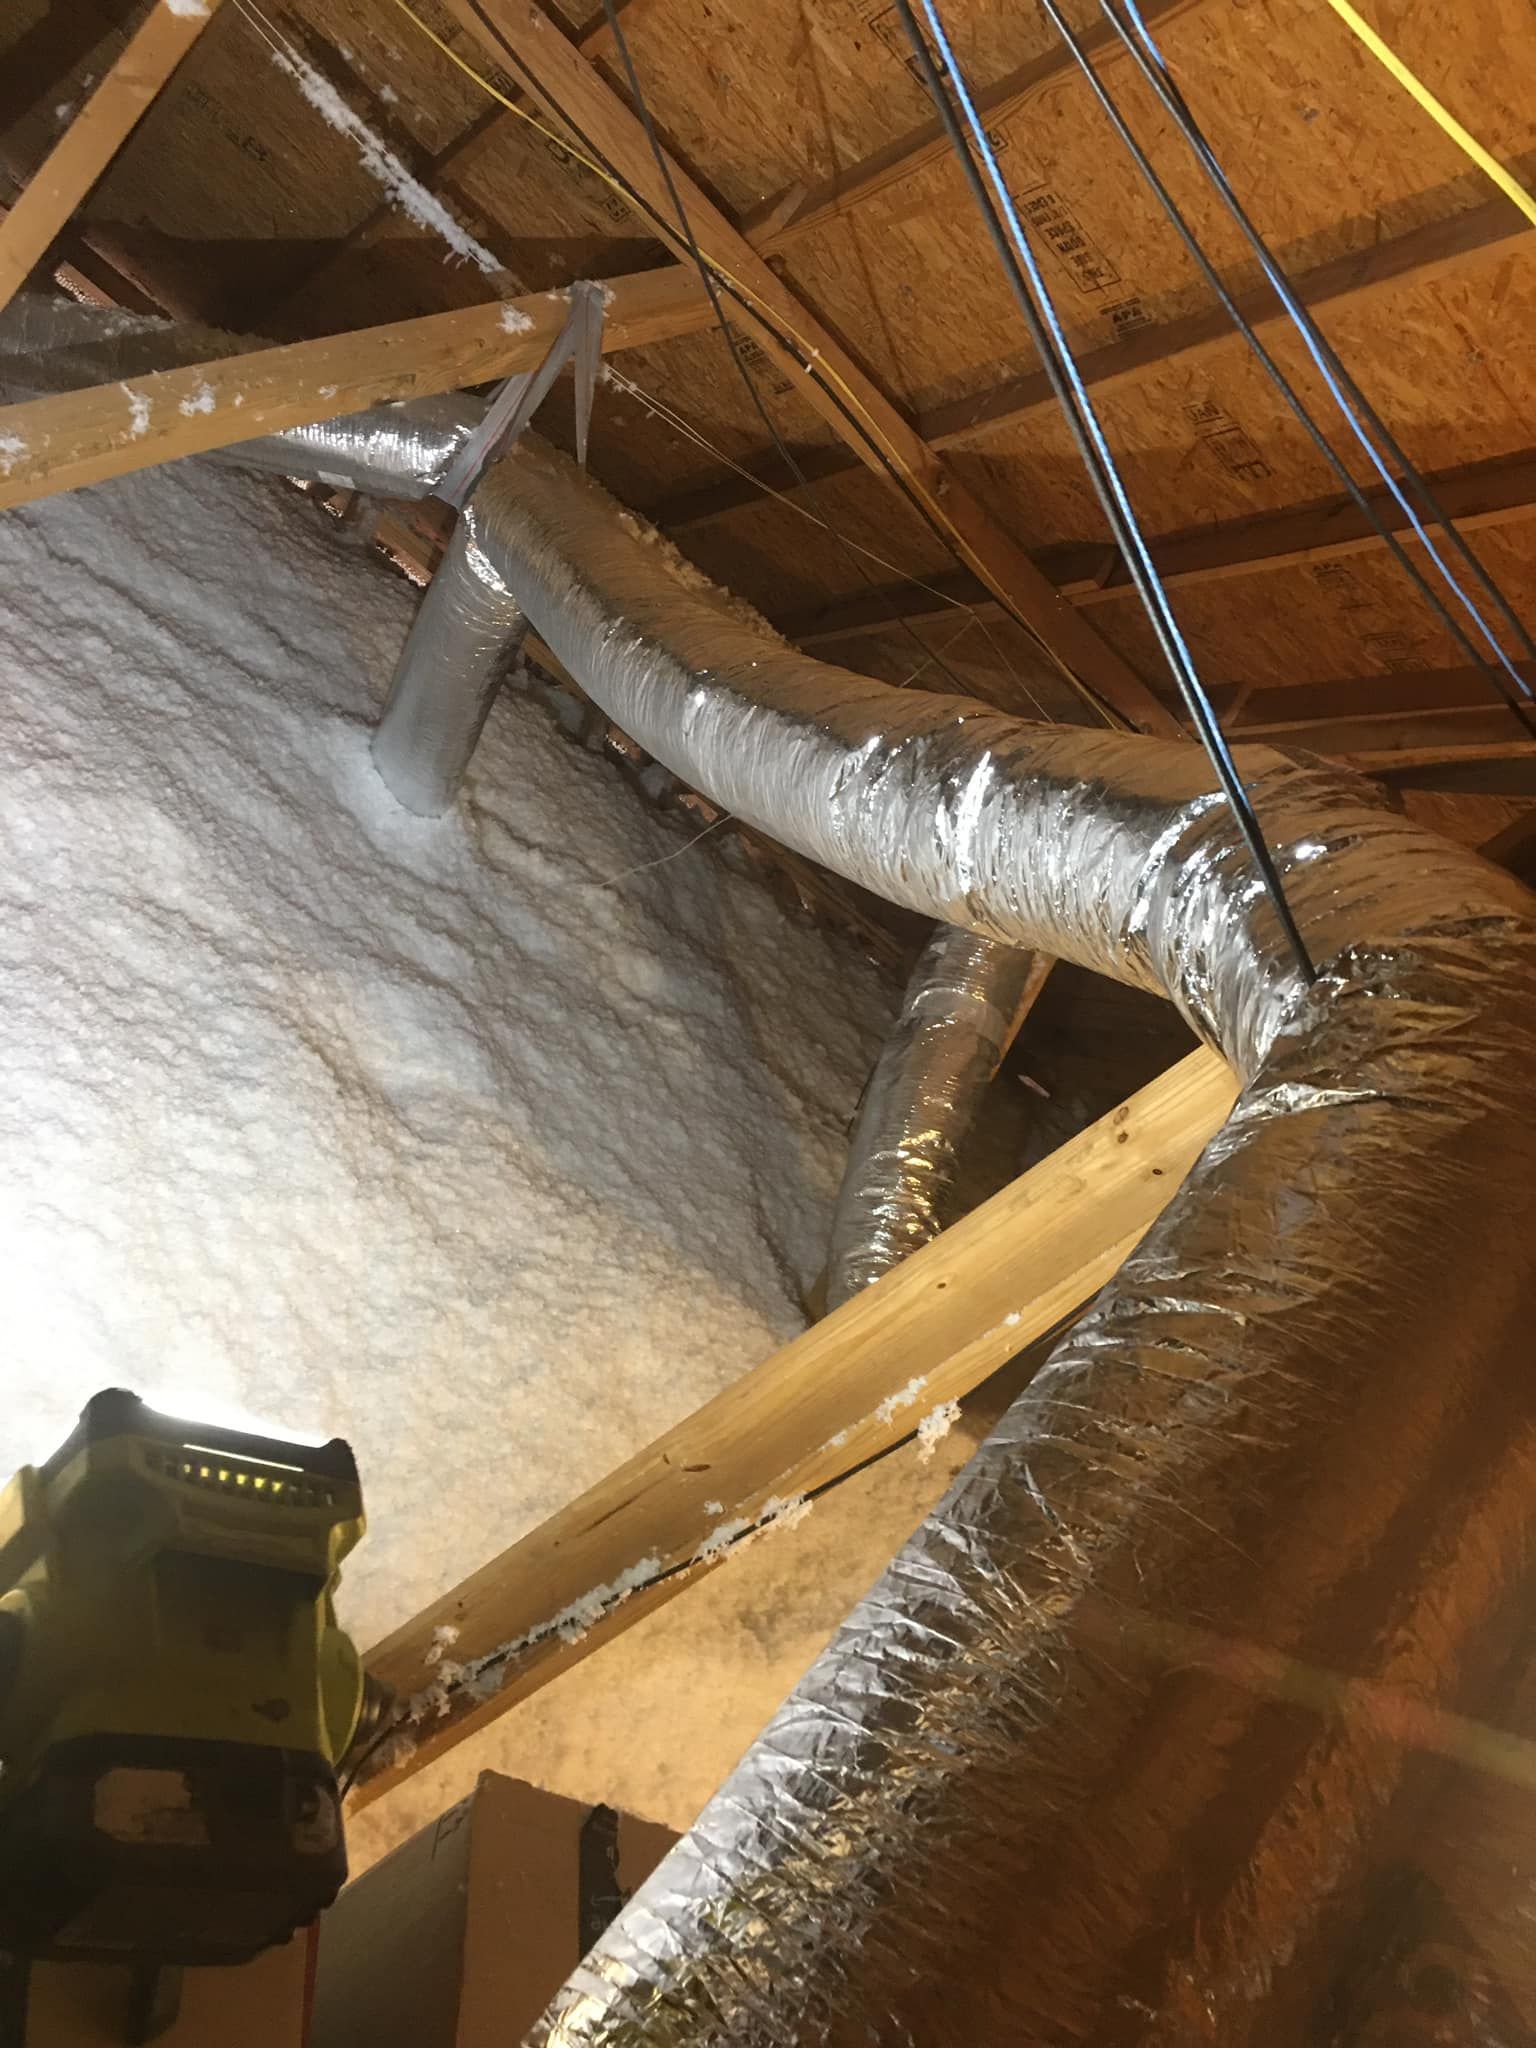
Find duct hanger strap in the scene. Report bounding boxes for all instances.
[436,281,607,509]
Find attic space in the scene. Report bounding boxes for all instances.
[1,0,1534,2042]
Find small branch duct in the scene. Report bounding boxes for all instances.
[372,513,528,816]
[826,924,1041,1310]
[9,311,1535,2032]
[364,437,1536,2041]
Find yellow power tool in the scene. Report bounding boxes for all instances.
[0,1390,378,1976]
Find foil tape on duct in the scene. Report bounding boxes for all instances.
[385,439,1536,2044]
[0,295,481,499]
[826,924,1039,1310]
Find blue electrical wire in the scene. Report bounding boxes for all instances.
[1104,0,1536,723]
[893,0,1318,982]
[1031,0,1536,739]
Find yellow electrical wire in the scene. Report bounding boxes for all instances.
[1319,0,1536,227]
[389,0,645,220]
[382,0,1123,726]
[384,0,856,417]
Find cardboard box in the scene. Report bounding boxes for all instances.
[310,1774,676,2047]
[26,1930,315,2045]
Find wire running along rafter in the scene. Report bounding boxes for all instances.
[1029,0,1536,741]
[593,0,1006,711]
[1098,0,1536,730]
[892,0,1318,983]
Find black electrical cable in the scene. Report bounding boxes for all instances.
[461,0,1131,727]
[893,0,1317,982]
[338,1711,401,1799]
[596,0,989,703]
[1032,0,1536,741]
[1100,0,1536,721]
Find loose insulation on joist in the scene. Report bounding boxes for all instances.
[0,453,893,1652]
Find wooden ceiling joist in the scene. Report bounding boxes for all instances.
[1242,701,1533,761]
[0,264,711,510]
[1233,664,1535,730]
[0,0,228,318]
[354,1043,1238,1805]
[778,445,1536,646]
[434,0,1180,736]
[653,184,1536,535]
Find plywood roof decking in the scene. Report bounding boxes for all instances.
[2,0,1534,784]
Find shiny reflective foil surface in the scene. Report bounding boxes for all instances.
[433,444,1536,2047]
[11,325,1527,2039]
[827,923,1037,1308]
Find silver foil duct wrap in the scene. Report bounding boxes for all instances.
[826,924,1039,1309]
[385,441,1536,2044]
[231,392,479,501]
[14,298,1526,2022]
[0,296,480,499]
[373,506,528,815]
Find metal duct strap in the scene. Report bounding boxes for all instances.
[373,438,1536,2044]
[827,924,1041,1310]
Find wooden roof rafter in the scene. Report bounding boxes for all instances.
[776,444,1536,645]
[0,0,228,316]
[262,0,641,325]
[649,183,1536,534]
[427,0,1182,736]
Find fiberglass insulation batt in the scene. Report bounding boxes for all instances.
[0,455,895,1658]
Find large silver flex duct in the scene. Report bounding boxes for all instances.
[17,301,1531,2028]
[370,436,1536,2041]
[826,925,1040,1309]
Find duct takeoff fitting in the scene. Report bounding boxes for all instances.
[364,436,1536,2045]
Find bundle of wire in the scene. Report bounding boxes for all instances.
[371,0,1536,981]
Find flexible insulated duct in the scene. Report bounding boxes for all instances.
[368,435,1536,2043]
[826,924,1040,1309]
[8,310,1534,2031]
[373,513,528,814]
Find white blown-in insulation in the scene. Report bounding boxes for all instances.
[0,458,892,1650]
